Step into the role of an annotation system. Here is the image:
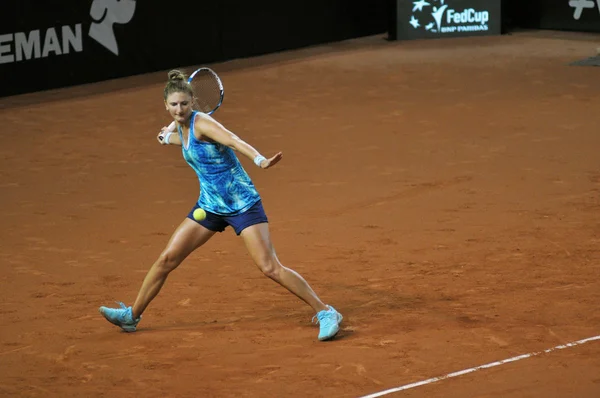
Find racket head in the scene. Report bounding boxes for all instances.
[187,67,224,115]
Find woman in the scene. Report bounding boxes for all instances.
[99,70,342,341]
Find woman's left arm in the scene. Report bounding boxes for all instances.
[195,114,282,169]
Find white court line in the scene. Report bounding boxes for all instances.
[359,335,600,398]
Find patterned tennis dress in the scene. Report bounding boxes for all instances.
[178,111,261,215]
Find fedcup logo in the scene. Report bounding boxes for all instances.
[89,0,137,55]
[409,0,490,34]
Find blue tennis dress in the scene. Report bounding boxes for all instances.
[178,111,261,215]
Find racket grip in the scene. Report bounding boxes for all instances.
[158,121,177,142]
[158,122,176,143]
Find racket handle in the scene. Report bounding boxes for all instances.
[158,122,177,142]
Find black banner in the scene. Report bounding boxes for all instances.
[0,1,387,98]
[538,0,600,31]
[502,0,600,33]
[389,0,502,40]
[0,1,222,97]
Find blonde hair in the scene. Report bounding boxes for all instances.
[163,69,194,100]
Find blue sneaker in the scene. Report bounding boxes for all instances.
[313,306,343,341]
[98,302,141,333]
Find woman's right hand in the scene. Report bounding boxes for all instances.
[157,127,171,145]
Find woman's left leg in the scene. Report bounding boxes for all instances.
[240,223,329,313]
[240,223,343,340]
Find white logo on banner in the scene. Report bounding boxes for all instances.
[89,0,137,56]
[0,26,83,64]
[0,0,136,64]
[409,0,490,34]
[568,0,600,20]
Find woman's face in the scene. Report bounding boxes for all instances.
[165,91,193,123]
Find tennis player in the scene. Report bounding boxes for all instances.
[99,70,343,341]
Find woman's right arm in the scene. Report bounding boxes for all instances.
[157,121,182,146]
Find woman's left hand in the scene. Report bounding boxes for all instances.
[260,152,283,169]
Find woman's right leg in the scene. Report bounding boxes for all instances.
[131,218,216,318]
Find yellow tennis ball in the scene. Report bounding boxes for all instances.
[193,208,206,221]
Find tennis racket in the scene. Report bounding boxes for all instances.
[158,67,224,143]
[188,67,224,115]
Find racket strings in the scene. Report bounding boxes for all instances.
[190,71,223,114]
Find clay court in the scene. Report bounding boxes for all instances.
[1,30,599,397]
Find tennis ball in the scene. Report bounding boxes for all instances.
[193,208,206,221]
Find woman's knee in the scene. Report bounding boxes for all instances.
[256,255,282,279]
[155,250,182,274]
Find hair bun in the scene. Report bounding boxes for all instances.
[168,70,186,82]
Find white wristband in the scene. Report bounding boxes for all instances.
[164,132,172,145]
[254,155,267,167]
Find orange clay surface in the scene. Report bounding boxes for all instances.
[1,31,600,398]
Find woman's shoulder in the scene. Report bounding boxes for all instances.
[192,111,210,128]
[191,112,219,144]
[193,111,215,123]
[193,111,224,133]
